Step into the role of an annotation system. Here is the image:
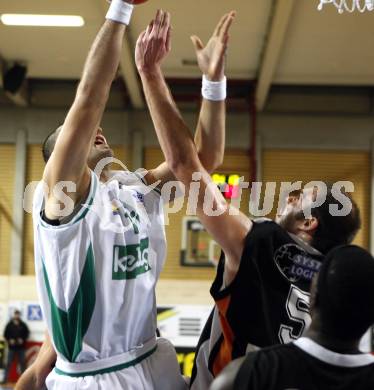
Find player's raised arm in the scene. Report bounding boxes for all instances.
[193,12,235,172]
[137,10,252,284]
[43,1,133,220]
[143,13,234,188]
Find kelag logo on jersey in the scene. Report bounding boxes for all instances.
[274,244,322,283]
[112,237,151,280]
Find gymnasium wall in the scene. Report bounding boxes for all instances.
[0,106,372,291]
[0,145,16,275]
[262,150,370,249]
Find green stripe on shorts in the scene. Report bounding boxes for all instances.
[54,345,157,377]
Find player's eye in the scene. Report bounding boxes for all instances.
[289,189,302,199]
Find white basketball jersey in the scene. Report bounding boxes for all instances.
[33,170,166,364]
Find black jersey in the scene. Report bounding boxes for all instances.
[234,337,374,390]
[190,220,324,390]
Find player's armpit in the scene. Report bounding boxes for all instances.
[43,160,91,222]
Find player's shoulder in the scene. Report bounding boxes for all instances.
[252,218,282,230]
[252,217,274,224]
[236,343,307,390]
[243,342,300,371]
[259,341,300,358]
[248,217,288,241]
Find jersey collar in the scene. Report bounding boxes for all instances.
[294,337,374,367]
[288,233,322,257]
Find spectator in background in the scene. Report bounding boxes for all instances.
[1,310,29,384]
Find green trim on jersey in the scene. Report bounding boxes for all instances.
[42,244,96,362]
[73,172,98,224]
[39,171,98,229]
[54,345,158,377]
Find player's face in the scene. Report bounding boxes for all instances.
[276,188,316,233]
[87,128,114,169]
[276,189,304,232]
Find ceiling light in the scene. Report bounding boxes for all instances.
[0,14,85,27]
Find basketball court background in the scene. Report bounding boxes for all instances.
[1,0,374,387]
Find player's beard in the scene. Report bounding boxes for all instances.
[88,146,114,170]
[277,209,305,235]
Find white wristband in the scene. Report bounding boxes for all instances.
[106,0,134,26]
[202,75,227,101]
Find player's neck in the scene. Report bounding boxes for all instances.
[295,231,313,247]
[99,166,111,182]
[306,326,361,354]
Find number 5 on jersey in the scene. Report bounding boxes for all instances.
[279,285,312,344]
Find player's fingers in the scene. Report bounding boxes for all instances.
[216,41,227,59]
[151,9,162,37]
[139,30,147,40]
[214,13,228,36]
[136,30,147,47]
[166,26,172,52]
[161,10,170,27]
[190,35,204,52]
[155,9,162,24]
[145,20,154,39]
[219,12,235,40]
[147,16,156,36]
[160,11,171,41]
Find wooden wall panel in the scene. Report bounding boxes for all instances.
[262,150,370,249]
[0,145,16,275]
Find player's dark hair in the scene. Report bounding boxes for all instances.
[42,125,63,163]
[310,185,361,254]
[317,245,374,340]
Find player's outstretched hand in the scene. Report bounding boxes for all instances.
[191,11,236,81]
[135,9,171,75]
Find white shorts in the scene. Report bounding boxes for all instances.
[46,337,188,390]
